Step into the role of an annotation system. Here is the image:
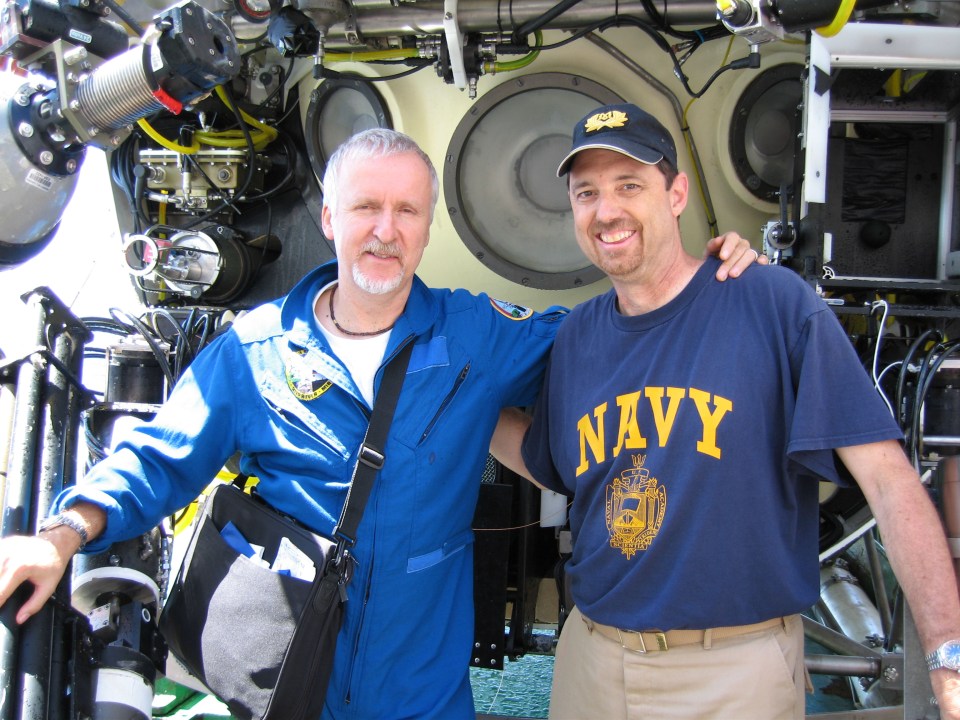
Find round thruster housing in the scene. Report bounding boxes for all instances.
[726,63,805,204]
[305,78,392,184]
[0,73,82,268]
[444,73,623,290]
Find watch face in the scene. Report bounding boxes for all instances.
[945,641,960,670]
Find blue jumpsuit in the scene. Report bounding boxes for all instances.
[53,261,566,719]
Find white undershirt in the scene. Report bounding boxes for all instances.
[315,283,391,408]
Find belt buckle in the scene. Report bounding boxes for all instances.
[616,628,646,654]
[616,629,669,653]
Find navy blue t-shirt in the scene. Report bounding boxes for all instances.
[521,257,902,630]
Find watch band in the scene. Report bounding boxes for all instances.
[38,512,89,550]
[925,639,960,673]
[926,649,943,671]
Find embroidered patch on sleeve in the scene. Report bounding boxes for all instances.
[490,298,534,321]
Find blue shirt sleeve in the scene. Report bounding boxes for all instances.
[785,305,903,483]
[52,330,246,552]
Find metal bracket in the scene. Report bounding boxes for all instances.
[442,0,466,91]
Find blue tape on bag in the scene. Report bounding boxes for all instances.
[221,521,256,558]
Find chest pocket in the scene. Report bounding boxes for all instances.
[392,336,474,448]
[257,371,351,458]
[419,362,470,445]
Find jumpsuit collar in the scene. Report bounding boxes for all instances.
[280,260,440,356]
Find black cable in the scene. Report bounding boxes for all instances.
[894,328,941,430]
[183,85,258,228]
[184,153,223,197]
[324,62,432,85]
[81,317,136,335]
[638,0,726,41]
[83,416,109,468]
[535,14,741,97]
[243,130,297,202]
[148,309,194,380]
[100,0,145,36]
[110,132,151,232]
[271,85,305,127]
[237,29,270,45]
[190,312,214,355]
[513,0,585,42]
[108,308,177,394]
[536,23,601,50]
[910,338,960,465]
[906,342,939,464]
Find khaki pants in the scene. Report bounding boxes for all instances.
[549,607,806,720]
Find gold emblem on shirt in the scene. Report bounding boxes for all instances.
[605,455,665,559]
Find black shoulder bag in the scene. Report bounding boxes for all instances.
[159,341,413,720]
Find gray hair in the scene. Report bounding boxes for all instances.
[322,128,440,220]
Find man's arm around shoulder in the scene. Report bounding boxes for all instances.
[490,408,545,489]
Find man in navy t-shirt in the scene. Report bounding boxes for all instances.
[492,103,960,720]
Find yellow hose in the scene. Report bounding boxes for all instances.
[486,30,542,74]
[816,0,856,38]
[136,118,200,154]
[213,85,278,145]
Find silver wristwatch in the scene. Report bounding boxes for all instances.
[38,512,88,550]
[925,639,960,672]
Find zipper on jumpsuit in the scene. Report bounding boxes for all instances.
[342,336,414,707]
[419,362,470,444]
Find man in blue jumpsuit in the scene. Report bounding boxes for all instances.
[0,128,758,719]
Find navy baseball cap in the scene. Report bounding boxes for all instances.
[557,103,678,177]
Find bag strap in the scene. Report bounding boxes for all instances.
[333,340,414,549]
[265,341,413,720]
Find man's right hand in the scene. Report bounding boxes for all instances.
[0,533,75,624]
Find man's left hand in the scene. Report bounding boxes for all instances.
[933,670,960,720]
[707,231,768,280]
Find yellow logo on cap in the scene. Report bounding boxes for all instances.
[584,110,628,133]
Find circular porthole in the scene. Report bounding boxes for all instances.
[444,73,623,290]
[305,78,392,184]
[727,63,804,204]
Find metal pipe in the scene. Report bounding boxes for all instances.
[803,615,883,659]
[0,355,15,515]
[937,119,957,279]
[18,307,87,720]
[863,532,893,641]
[0,291,50,720]
[54,314,90,720]
[48,318,88,720]
[885,588,904,655]
[805,653,881,678]
[921,435,960,447]
[333,1,720,38]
